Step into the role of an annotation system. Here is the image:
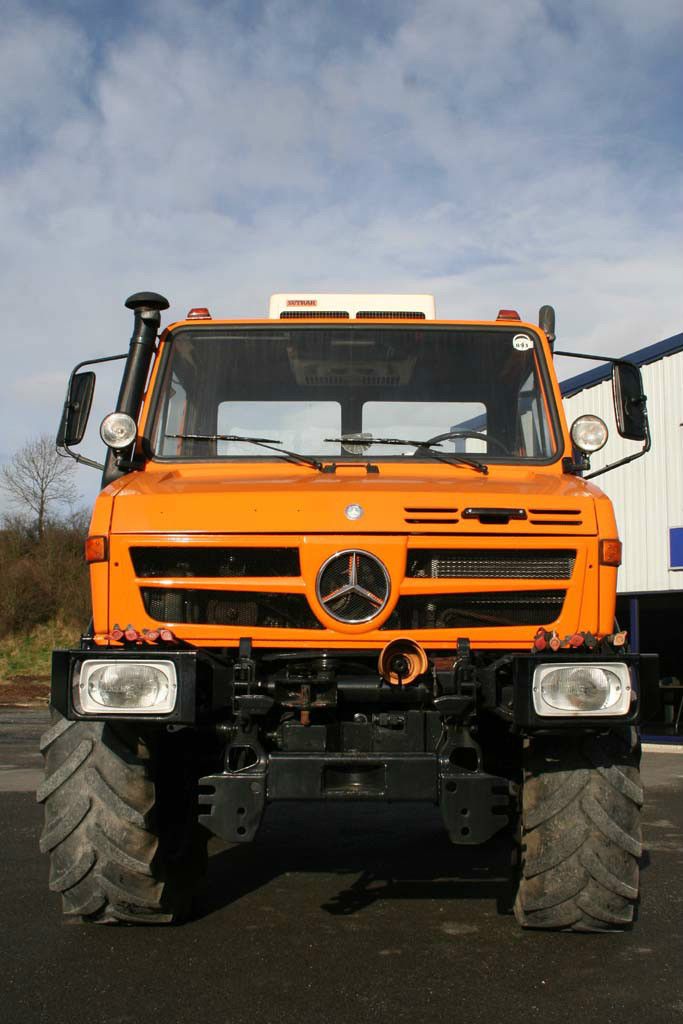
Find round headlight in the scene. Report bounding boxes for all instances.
[100,412,137,449]
[570,415,608,453]
[540,665,621,712]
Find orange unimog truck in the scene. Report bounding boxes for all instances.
[43,291,656,931]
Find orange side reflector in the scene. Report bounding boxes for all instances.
[85,536,108,563]
[599,539,622,566]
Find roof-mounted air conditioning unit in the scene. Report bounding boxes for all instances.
[268,293,436,320]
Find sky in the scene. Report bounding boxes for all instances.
[1,0,681,507]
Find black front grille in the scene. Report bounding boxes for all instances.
[381,591,565,630]
[407,550,576,579]
[142,588,322,629]
[131,547,300,578]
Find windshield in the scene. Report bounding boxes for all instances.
[150,325,558,462]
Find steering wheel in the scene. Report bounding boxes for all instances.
[415,430,509,454]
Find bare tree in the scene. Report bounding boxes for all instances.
[1,435,79,539]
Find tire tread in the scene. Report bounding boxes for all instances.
[38,710,206,925]
[515,734,642,932]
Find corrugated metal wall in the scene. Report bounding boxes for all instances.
[563,353,683,594]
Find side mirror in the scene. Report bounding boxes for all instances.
[57,371,95,447]
[612,362,647,441]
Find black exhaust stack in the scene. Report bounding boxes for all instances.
[102,291,170,486]
[118,292,169,417]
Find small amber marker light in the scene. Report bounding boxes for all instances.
[85,536,108,563]
[186,307,212,319]
[599,539,622,566]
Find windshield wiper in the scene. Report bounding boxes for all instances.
[324,436,488,475]
[166,434,324,471]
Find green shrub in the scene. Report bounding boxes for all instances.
[0,520,90,637]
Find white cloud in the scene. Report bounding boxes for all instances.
[1,0,681,498]
[0,6,92,156]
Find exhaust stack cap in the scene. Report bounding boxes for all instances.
[125,291,170,312]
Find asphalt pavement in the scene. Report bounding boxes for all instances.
[1,709,683,1024]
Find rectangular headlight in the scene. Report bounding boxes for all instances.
[532,662,632,717]
[73,660,178,715]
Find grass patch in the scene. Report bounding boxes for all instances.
[0,620,80,682]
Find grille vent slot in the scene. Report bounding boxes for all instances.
[381,591,565,630]
[304,374,402,387]
[131,547,300,578]
[279,310,349,319]
[528,508,583,526]
[356,311,426,319]
[142,588,321,629]
[404,506,459,525]
[407,550,576,579]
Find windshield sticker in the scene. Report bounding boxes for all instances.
[513,334,533,351]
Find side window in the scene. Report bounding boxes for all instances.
[156,372,188,456]
[517,370,550,456]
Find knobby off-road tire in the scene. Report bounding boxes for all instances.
[514,732,643,932]
[37,710,208,924]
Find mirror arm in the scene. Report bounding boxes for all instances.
[554,349,617,364]
[584,416,651,480]
[80,353,127,368]
[59,446,105,472]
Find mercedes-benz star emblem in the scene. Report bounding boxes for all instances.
[344,503,363,521]
[316,550,390,624]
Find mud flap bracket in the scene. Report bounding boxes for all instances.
[439,771,511,845]
[198,770,267,843]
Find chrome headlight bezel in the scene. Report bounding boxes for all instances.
[73,659,178,715]
[532,661,633,717]
[100,411,137,450]
[570,414,609,453]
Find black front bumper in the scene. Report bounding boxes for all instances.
[198,752,512,847]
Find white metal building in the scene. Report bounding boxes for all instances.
[561,332,683,721]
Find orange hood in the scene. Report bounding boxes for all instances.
[107,463,600,536]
